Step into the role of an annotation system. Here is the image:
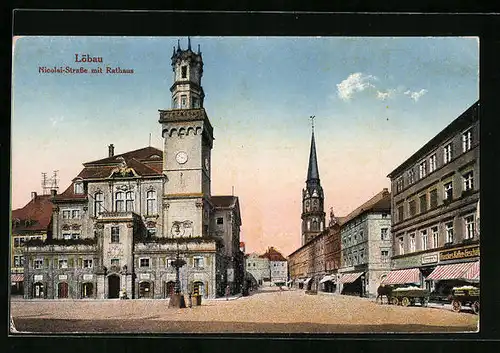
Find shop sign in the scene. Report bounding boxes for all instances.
[83,274,93,281]
[439,245,479,262]
[34,274,43,281]
[392,255,421,269]
[140,273,151,280]
[421,253,438,265]
[58,274,68,280]
[227,268,234,282]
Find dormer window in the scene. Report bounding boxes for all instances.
[74,182,84,194]
[181,65,187,79]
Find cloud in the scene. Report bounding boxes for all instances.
[376,89,397,101]
[337,73,377,101]
[404,89,428,102]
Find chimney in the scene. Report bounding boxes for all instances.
[108,144,114,157]
[50,189,57,197]
[31,191,37,200]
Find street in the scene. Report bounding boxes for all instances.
[10,286,478,333]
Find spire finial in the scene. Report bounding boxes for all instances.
[177,39,181,51]
[172,46,176,56]
[197,44,201,54]
[188,36,191,50]
[310,115,315,132]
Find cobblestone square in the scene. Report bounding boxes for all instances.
[10,287,478,334]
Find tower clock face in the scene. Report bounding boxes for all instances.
[175,151,188,164]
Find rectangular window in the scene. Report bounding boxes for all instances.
[111,258,120,267]
[216,217,224,225]
[444,143,452,164]
[34,259,43,269]
[59,259,68,269]
[140,258,150,268]
[360,249,364,262]
[147,228,156,238]
[430,189,438,208]
[166,258,175,268]
[74,182,84,194]
[409,200,416,217]
[462,129,472,152]
[181,95,187,108]
[419,161,427,179]
[396,177,403,192]
[429,154,437,173]
[397,205,404,222]
[445,221,454,244]
[381,250,389,262]
[409,233,416,252]
[381,228,388,240]
[146,190,157,215]
[463,171,474,191]
[72,233,80,239]
[71,210,80,219]
[94,192,103,217]
[125,191,134,212]
[431,226,439,248]
[399,237,405,255]
[181,65,187,79]
[115,192,124,212]
[111,227,120,243]
[20,256,25,266]
[63,233,72,240]
[419,194,427,213]
[421,230,428,251]
[464,215,475,240]
[14,238,20,247]
[444,181,453,200]
[83,259,93,268]
[62,210,71,219]
[20,237,25,246]
[408,169,415,184]
[14,256,21,267]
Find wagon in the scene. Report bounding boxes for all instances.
[450,286,479,314]
[389,287,430,307]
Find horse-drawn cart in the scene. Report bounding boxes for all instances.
[389,287,430,307]
[450,286,479,314]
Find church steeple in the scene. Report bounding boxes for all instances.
[301,116,325,246]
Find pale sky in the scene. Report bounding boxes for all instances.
[11,36,479,256]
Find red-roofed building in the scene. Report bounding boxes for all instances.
[11,192,54,294]
[260,247,288,285]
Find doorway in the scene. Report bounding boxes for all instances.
[108,275,120,298]
[82,283,94,298]
[58,282,69,298]
[33,282,44,298]
[139,281,153,298]
[164,281,175,298]
[193,281,204,297]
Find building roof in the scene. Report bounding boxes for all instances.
[211,195,238,208]
[342,189,391,225]
[387,101,479,178]
[53,146,164,202]
[260,247,287,262]
[12,194,53,232]
[307,129,320,182]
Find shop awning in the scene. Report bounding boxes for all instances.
[339,272,363,284]
[462,261,480,281]
[426,262,475,281]
[381,268,421,285]
[303,277,312,285]
[320,275,336,284]
[11,274,24,282]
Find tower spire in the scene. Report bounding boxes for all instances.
[307,116,319,182]
[188,37,191,50]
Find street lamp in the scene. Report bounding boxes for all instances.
[168,242,187,308]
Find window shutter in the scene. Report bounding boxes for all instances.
[206,256,211,266]
[46,257,51,268]
[161,257,166,267]
[189,257,193,266]
[78,257,83,268]
[68,257,74,268]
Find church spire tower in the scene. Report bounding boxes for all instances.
[301,116,325,245]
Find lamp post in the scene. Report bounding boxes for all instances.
[168,242,187,308]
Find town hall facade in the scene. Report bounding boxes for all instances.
[21,39,244,299]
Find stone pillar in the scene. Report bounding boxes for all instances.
[97,274,105,299]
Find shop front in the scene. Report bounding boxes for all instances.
[319,274,337,293]
[339,271,365,297]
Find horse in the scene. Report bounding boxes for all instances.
[376,284,393,304]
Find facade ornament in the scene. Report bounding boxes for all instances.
[126,222,134,228]
[195,200,203,208]
[95,223,104,230]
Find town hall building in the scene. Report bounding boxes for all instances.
[21,39,244,299]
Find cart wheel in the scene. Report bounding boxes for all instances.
[401,297,410,307]
[421,297,428,307]
[452,299,462,313]
[472,301,480,315]
[390,297,399,305]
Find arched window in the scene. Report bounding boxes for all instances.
[125,191,134,212]
[146,190,156,215]
[115,192,124,212]
[94,192,103,217]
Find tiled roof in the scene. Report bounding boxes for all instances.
[342,189,391,224]
[211,195,238,208]
[84,146,163,166]
[52,182,88,202]
[260,247,287,262]
[12,195,53,232]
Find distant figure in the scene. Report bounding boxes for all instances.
[376,284,392,304]
[225,285,230,300]
[188,292,193,308]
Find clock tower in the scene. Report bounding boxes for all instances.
[301,118,326,245]
[159,38,214,239]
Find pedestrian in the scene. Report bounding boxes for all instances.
[225,285,230,301]
[188,291,193,308]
